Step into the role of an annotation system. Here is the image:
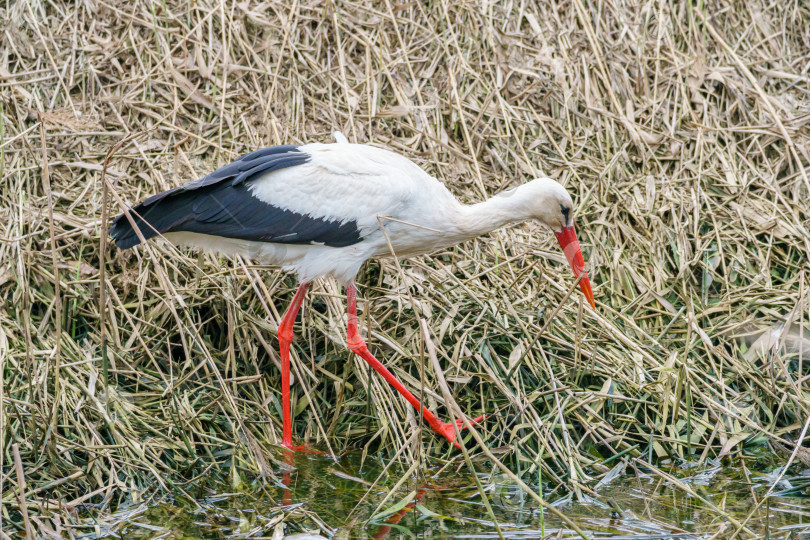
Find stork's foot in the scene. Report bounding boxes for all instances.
[435,414,486,450]
[282,442,327,456]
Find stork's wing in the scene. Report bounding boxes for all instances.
[109,145,363,249]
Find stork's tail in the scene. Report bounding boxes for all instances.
[108,206,152,250]
[108,196,193,249]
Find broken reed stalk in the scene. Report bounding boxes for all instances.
[1,0,809,537]
[36,114,62,437]
[12,443,34,540]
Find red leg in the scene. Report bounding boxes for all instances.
[345,283,483,449]
[278,282,310,449]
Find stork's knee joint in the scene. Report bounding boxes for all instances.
[347,334,367,354]
[278,326,294,347]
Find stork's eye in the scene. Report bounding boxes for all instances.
[560,204,570,225]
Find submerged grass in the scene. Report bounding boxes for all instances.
[73,449,810,538]
[1,0,810,537]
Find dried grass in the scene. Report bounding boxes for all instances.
[1,0,810,537]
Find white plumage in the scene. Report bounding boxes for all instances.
[156,139,577,283]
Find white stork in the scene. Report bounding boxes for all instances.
[110,134,595,451]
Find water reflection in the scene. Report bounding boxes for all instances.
[87,448,810,539]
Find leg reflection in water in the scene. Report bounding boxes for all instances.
[372,488,427,539]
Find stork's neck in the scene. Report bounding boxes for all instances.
[453,189,533,240]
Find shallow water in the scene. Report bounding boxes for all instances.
[83,449,810,539]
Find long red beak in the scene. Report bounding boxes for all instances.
[554,225,596,309]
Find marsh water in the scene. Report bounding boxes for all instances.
[84,448,810,539]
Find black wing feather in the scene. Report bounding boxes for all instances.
[109,145,363,250]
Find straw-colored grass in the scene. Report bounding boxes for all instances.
[2,0,809,537]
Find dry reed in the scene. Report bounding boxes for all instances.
[1,0,809,537]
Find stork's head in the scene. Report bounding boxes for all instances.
[519,178,596,308]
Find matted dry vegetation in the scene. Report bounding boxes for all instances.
[1,0,809,537]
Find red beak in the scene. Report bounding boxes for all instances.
[554,225,596,309]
